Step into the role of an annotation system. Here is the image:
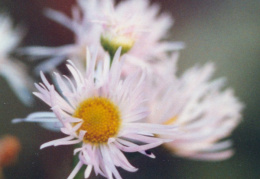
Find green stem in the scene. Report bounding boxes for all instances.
[73,144,85,179]
[109,53,114,67]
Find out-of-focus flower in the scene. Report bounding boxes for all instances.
[96,0,184,60]
[0,135,21,168]
[0,15,33,105]
[21,0,184,74]
[15,48,177,179]
[21,0,103,73]
[148,63,243,161]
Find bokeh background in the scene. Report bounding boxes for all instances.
[0,0,259,178]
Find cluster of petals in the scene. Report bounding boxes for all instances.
[9,0,244,178]
[15,49,178,179]
[22,0,184,74]
[148,62,243,161]
[0,15,33,105]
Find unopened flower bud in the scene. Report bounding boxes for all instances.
[101,33,135,58]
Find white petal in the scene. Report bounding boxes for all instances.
[67,161,83,179]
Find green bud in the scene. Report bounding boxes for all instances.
[100,33,135,58]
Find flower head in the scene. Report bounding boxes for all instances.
[16,48,177,178]
[22,0,184,75]
[148,63,243,161]
[95,0,184,67]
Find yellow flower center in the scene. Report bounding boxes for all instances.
[73,97,121,144]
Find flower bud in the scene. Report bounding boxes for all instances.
[101,32,135,58]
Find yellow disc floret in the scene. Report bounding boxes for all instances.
[73,97,121,144]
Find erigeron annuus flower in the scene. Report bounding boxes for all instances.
[14,48,178,179]
[0,15,33,105]
[96,0,184,68]
[148,63,243,161]
[22,0,184,74]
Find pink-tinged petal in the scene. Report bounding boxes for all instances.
[149,61,243,161]
[68,161,84,179]
[44,8,76,32]
[40,136,74,149]
[84,165,93,178]
[185,150,234,161]
[116,138,163,153]
[109,144,138,172]
[100,145,122,179]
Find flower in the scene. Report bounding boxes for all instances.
[92,0,184,73]
[15,48,177,178]
[0,15,33,105]
[21,0,184,74]
[148,63,243,161]
[98,0,183,51]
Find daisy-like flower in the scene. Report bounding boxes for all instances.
[14,48,177,178]
[148,63,243,161]
[0,15,33,105]
[97,0,184,56]
[21,0,184,74]
[93,0,184,74]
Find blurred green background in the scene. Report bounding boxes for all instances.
[0,0,259,178]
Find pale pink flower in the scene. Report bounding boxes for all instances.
[148,63,243,161]
[94,0,184,73]
[14,48,177,178]
[22,0,184,75]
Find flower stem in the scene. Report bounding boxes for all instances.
[73,144,85,179]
